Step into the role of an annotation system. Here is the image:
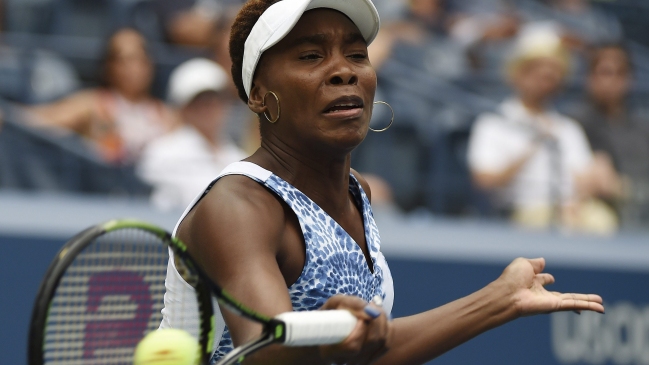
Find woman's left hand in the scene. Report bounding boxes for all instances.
[497,257,605,317]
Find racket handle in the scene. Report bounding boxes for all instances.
[275,310,357,346]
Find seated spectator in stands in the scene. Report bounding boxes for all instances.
[152,0,243,47]
[467,28,618,233]
[0,2,80,104]
[448,0,520,49]
[569,44,649,226]
[519,0,622,48]
[369,0,518,74]
[0,47,80,104]
[369,0,459,71]
[137,58,245,211]
[447,0,520,72]
[27,28,177,164]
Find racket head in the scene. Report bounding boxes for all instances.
[27,220,214,365]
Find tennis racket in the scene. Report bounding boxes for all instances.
[28,220,358,365]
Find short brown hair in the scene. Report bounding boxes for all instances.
[229,0,280,103]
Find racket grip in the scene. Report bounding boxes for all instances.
[275,310,357,346]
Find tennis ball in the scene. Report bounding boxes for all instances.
[133,329,198,365]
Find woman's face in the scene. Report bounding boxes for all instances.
[106,30,154,99]
[250,9,377,154]
[588,48,630,105]
[512,57,565,103]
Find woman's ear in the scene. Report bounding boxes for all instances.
[248,82,266,115]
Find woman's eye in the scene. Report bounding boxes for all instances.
[300,53,321,60]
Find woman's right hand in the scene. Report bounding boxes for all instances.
[318,295,393,365]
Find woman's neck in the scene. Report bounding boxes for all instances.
[519,96,548,115]
[250,138,352,214]
[113,88,149,104]
[593,98,626,119]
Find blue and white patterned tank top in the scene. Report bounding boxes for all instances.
[160,162,394,363]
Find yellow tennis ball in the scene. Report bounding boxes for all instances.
[133,329,198,365]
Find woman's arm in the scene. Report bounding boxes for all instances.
[27,90,97,131]
[375,258,604,365]
[472,143,539,190]
[183,174,603,365]
[176,175,391,365]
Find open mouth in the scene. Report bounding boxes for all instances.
[323,96,364,116]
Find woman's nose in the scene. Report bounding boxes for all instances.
[330,75,358,85]
[328,56,358,86]
[330,74,358,85]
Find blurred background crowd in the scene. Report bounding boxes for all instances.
[1,0,648,234]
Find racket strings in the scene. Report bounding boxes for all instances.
[43,229,168,365]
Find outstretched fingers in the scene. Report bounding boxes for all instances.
[536,273,555,286]
[558,293,605,313]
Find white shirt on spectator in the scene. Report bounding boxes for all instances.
[138,125,246,211]
[468,98,592,210]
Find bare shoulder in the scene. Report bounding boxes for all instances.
[174,175,300,330]
[178,174,286,256]
[350,168,372,203]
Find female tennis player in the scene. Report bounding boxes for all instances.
[161,0,605,364]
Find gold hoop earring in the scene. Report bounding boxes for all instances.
[370,101,394,132]
[262,91,280,123]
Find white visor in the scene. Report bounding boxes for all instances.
[242,0,380,97]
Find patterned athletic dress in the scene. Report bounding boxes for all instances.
[160,161,394,363]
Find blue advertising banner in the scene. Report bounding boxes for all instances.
[388,259,649,365]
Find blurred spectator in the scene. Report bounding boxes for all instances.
[370,0,408,23]
[210,6,257,146]
[0,46,80,104]
[448,0,520,72]
[449,0,520,49]
[363,173,396,207]
[369,0,458,70]
[467,27,618,233]
[568,44,649,226]
[369,0,519,74]
[26,28,177,164]
[137,58,245,211]
[0,0,80,104]
[151,0,242,47]
[520,0,622,48]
